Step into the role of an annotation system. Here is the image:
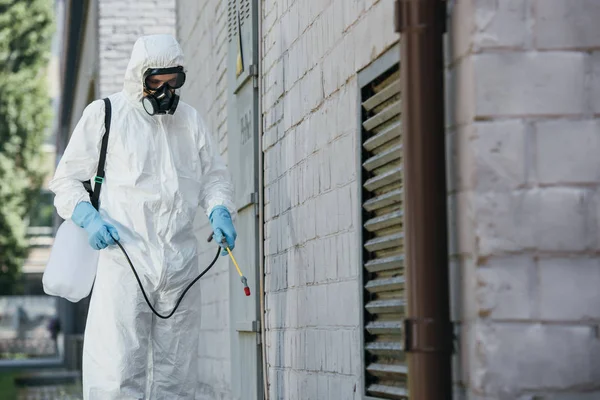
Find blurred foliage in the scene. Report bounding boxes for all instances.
[0,372,17,398]
[0,0,54,294]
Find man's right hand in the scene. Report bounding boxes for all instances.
[209,206,237,256]
[72,201,120,250]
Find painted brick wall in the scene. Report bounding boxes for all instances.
[98,0,176,98]
[176,2,233,400]
[447,0,600,398]
[262,0,398,398]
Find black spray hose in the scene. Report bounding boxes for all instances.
[114,240,221,320]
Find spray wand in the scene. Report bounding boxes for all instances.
[208,233,251,296]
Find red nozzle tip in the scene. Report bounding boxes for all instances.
[244,287,251,296]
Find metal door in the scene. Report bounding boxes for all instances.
[226,0,262,399]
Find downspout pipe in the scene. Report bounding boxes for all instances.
[397,0,453,398]
[257,0,269,398]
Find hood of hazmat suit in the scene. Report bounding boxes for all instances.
[48,34,235,399]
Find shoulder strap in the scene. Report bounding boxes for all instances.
[91,98,112,210]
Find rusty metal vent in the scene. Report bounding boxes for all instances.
[360,64,405,399]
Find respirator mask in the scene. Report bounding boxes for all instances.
[142,66,186,116]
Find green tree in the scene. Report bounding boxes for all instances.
[0,0,54,294]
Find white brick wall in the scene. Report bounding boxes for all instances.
[98,0,176,98]
[175,1,232,400]
[262,0,398,398]
[448,0,600,398]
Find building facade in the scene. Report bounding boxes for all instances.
[176,0,600,399]
[53,0,600,398]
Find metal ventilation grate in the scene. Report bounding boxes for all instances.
[227,0,237,41]
[243,0,251,19]
[227,0,251,41]
[360,64,405,399]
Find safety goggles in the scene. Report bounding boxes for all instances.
[143,66,186,90]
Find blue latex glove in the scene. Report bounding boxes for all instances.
[72,201,120,250]
[209,206,237,256]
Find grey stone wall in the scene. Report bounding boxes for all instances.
[447,0,600,398]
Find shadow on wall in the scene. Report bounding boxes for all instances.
[445,18,466,388]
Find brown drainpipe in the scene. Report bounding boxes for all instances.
[396,0,453,398]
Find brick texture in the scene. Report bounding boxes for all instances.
[448,0,600,398]
[474,52,587,117]
[472,323,600,394]
[535,0,600,50]
[98,0,176,98]
[262,0,397,398]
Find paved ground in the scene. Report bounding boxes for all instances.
[17,383,83,400]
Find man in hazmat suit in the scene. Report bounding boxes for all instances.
[49,34,237,399]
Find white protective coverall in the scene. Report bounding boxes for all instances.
[49,34,235,399]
